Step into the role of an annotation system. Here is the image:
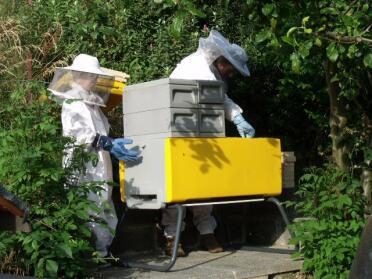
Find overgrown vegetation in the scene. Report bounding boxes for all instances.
[288,166,366,278]
[0,84,105,278]
[0,0,371,278]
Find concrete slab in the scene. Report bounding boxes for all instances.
[91,246,303,279]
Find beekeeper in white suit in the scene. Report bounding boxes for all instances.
[48,54,138,257]
[162,30,254,256]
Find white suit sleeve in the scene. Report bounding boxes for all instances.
[170,52,216,81]
[61,102,97,145]
[170,51,243,122]
[224,94,243,122]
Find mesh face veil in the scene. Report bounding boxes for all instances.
[198,30,250,77]
[48,69,116,106]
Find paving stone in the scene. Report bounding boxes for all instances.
[91,246,302,279]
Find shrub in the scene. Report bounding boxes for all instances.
[0,85,105,278]
[288,165,366,279]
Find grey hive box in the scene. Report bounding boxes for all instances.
[123,78,225,113]
[124,108,225,137]
[123,78,226,138]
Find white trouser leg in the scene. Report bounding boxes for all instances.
[161,207,186,237]
[190,205,216,235]
[161,206,217,237]
[88,187,118,256]
[87,220,115,257]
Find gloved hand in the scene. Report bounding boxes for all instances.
[110,138,139,162]
[232,114,255,138]
[97,135,114,151]
[95,135,139,162]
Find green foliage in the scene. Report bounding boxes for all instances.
[3,0,370,168]
[0,84,104,278]
[287,166,366,278]
[251,0,371,169]
[2,2,371,276]
[16,0,199,83]
[153,0,206,39]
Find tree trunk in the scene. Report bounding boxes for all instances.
[324,60,349,171]
[362,113,372,214]
[362,168,372,214]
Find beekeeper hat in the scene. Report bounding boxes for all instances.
[198,30,250,77]
[63,54,112,76]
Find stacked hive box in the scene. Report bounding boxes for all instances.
[123,78,227,208]
[122,79,283,209]
[123,78,226,140]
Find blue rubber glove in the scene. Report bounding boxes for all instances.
[96,135,139,162]
[232,114,255,138]
[111,138,139,162]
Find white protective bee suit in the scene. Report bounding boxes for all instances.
[49,54,118,257]
[162,30,251,237]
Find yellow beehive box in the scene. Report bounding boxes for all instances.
[165,137,282,202]
[122,138,282,209]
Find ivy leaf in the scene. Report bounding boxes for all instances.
[302,16,310,26]
[269,37,281,48]
[363,53,372,68]
[299,40,313,58]
[330,74,339,83]
[341,15,359,28]
[314,38,322,47]
[37,258,45,272]
[262,4,274,16]
[183,1,206,17]
[347,45,358,58]
[270,18,277,29]
[286,27,297,38]
[32,240,39,250]
[169,13,185,39]
[46,259,58,278]
[58,244,73,258]
[80,226,91,237]
[255,30,271,43]
[91,32,98,40]
[320,7,338,15]
[290,52,301,74]
[326,43,339,62]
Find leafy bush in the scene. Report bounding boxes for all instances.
[0,85,105,278]
[288,165,366,279]
[1,1,370,275]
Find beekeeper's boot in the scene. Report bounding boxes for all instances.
[200,233,224,253]
[165,236,186,257]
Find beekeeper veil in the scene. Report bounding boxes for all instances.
[48,54,116,106]
[198,30,250,77]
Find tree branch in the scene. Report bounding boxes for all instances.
[343,0,358,15]
[324,31,372,44]
[361,24,372,36]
